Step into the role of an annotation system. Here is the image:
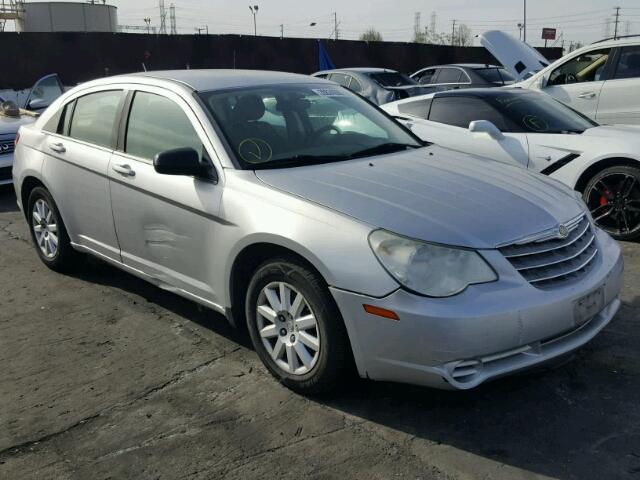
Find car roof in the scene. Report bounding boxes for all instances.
[314,67,397,75]
[115,69,329,92]
[417,63,502,70]
[435,87,539,99]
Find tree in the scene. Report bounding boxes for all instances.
[360,28,383,42]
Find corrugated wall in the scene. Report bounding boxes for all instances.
[0,32,563,89]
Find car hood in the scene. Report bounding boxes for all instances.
[0,114,35,137]
[479,30,551,81]
[583,124,640,138]
[254,146,584,249]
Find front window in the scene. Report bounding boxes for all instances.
[198,84,422,169]
[548,48,610,86]
[489,93,597,134]
[367,72,416,87]
[475,67,516,85]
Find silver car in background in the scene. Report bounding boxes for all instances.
[13,70,623,393]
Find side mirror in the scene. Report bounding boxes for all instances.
[26,98,50,111]
[153,147,216,181]
[469,120,504,141]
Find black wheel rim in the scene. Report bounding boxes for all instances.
[586,172,640,237]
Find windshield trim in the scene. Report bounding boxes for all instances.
[197,82,427,170]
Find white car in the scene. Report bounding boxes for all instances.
[480,31,640,125]
[382,88,640,241]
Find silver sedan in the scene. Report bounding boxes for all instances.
[13,70,623,393]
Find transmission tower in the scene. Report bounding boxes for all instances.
[430,12,437,36]
[159,0,167,34]
[169,3,177,34]
[414,12,421,38]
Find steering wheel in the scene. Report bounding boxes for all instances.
[565,73,578,84]
[308,124,342,144]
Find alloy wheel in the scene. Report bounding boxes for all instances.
[586,172,640,237]
[32,198,58,259]
[256,281,320,375]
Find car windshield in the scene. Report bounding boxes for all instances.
[475,67,516,85]
[367,72,416,87]
[198,84,423,169]
[488,93,597,134]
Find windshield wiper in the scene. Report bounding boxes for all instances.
[347,142,421,159]
[250,154,347,170]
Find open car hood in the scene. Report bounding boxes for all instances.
[479,30,551,81]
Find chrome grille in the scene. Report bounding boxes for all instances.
[0,139,15,155]
[500,215,598,289]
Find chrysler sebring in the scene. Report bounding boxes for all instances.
[13,70,623,393]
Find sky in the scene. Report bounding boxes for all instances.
[10,0,640,46]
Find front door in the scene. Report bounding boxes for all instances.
[108,89,223,304]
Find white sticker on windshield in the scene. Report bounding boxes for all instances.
[312,88,348,97]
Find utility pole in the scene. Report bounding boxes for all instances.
[451,19,456,46]
[333,12,340,40]
[613,6,621,40]
[523,0,527,43]
[195,26,205,34]
[280,23,283,39]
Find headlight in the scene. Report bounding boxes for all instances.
[368,230,497,297]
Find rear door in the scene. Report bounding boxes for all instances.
[543,47,613,120]
[108,87,224,304]
[407,96,529,167]
[596,45,640,125]
[40,88,124,261]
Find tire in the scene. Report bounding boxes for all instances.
[27,186,79,272]
[583,165,640,241]
[245,256,352,394]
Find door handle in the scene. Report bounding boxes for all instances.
[538,155,552,161]
[48,142,65,153]
[112,163,135,177]
[578,92,596,99]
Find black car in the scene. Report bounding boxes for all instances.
[410,64,516,93]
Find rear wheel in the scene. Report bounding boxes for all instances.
[245,257,351,394]
[584,165,640,241]
[27,187,79,272]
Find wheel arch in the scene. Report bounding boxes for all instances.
[226,238,332,329]
[20,176,47,220]
[574,157,640,193]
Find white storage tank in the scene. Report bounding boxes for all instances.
[17,1,118,32]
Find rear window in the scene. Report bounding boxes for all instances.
[368,72,415,87]
[398,99,432,119]
[475,68,516,85]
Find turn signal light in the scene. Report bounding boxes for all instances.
[363,304,399,321]
[14,133,20,146]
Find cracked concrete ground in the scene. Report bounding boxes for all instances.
[0,184,639,480]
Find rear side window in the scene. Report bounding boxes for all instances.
[614,46,640,80]
[348,77,363,93]
[328,73,351,87]
[126,91,203,161]
[42,107,63,133]
[398,99,432,119]
[69,90,123,148]
[429,96,507,130]
[475,68,516,85]
[42,100,75,134]
[435,68,462,84]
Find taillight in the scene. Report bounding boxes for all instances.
[14,133,20,146]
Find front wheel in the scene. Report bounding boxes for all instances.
[245,257,352,394]
[584,165,640,241]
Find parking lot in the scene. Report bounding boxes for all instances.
[0,182,638,479]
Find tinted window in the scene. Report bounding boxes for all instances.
[489,93,597,134]
[42,106,63,133]
[416,69,436,85]
[436,68,462,84]
[398,99,432,119]
[548,48,610,86]
[126,92,203,161]
[429,96,507,130]
[368,72,415,87]
[475,68,516,85]
[614,46,640,80]
[348,77,363,93]
[69,91,122,148]
[329,73,351,87]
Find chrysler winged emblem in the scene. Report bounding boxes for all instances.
[558,224,570,239]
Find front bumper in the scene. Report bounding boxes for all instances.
[0,152,13,185]
[331,228,623,390]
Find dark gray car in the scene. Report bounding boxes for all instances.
[312,68,428,105]
[410,64,516,92]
